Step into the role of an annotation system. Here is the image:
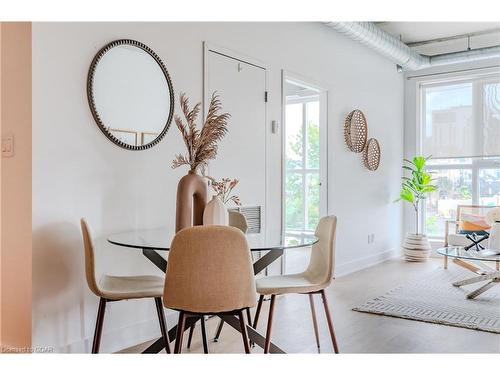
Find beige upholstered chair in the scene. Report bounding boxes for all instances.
[443,205,499,269]
[164,225,256,353]
[253,215,339,353]
[81,219,170,354]
[229,210,248,233]
[186,211,250,350]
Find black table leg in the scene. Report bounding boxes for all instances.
[253,249,284,275]
[142,248,167,272]
[220,314,285,353]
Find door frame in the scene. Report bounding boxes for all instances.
[280,70,329,241]
[203,42,269,242]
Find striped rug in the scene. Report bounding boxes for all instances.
[353,267,500,334]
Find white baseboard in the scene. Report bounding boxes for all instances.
[335,248,399,277]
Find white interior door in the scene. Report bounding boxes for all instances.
[205,46,267,241]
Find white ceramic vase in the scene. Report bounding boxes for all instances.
[403,233,431,262]
[203,195,229,225]
[488,221,500,251]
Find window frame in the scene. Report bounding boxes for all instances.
[416,70,500,239]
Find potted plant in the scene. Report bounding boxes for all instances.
[171,92,230,232]
[396,156,436,261]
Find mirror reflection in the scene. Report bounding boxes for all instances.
[88,40,174,150]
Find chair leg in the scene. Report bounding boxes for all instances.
[200,317,209,354]
[320,290,339,353]
[238,310,251,354]
[91,298,107,354]
[264,295,276,354]
[174,312,186,354]
[154,297,171,354]
[250,295,264,347]
[213,319,224,342]
[187,324,195,349]
[253,295,264,330]
[246,307,252,327]
[308,294,321,352]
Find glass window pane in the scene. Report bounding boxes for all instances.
[285,172,304,231]
[479,168,500,206]
[425,168,472,237]
[285,103,303,169]
[306,100,320,169]
[306,173,320,231]
[422,82,473,158]
[482,81,500,156]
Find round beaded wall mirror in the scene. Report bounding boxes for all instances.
[344,109,368,153]
[363,138,381,171]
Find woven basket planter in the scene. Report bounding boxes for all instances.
[403,233,431,262]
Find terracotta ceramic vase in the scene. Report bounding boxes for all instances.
[203,195,229,225]
[175,170,208,233]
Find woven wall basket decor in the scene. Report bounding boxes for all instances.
[363,138,381,171]
[344,109,368,153]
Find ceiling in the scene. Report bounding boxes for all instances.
[376,22,500,55]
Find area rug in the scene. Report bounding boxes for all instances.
[353,267,500,333]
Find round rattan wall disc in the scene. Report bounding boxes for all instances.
[344,109,368,153]
[363,138,381,171]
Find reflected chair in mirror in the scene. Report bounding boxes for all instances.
[164,225,256,354]
[80,219,171,354]
[253,215,339,353]
[444,205,500,269]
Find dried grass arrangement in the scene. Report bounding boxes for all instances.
[172,92,230,172]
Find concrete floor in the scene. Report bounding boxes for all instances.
[120,258,500,354]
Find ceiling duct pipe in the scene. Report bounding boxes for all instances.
[325,22,500,71]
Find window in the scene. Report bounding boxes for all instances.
[285,100,320,235]
[419,73,500,238]
[283,78,326,241]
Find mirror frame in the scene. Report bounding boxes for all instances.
[87,39,175,151]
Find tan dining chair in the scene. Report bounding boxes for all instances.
[164,225,256,354]
[205,210,253,345]
[80,218,171,354]
[252,215,339,353]
[229,210,248,233]
[186,211,250,350]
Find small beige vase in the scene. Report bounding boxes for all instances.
[203,195,229,225]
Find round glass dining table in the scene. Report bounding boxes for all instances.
[107,227,318,354]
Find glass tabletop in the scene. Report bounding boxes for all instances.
[108,227,318,252]
[436,246,500,262]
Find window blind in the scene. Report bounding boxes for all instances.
[420,73,500,159]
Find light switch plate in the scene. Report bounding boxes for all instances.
[271,120,280,134]
[2,135,14,158]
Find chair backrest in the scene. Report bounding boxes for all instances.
[80,218,101,297]
[163,225,256,313]
[228,210,248,233]
[456,205,499,234]
[305,215,337,286]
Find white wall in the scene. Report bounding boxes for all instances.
[32,22,404,353]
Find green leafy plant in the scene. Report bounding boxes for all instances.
[395,156,437,235]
